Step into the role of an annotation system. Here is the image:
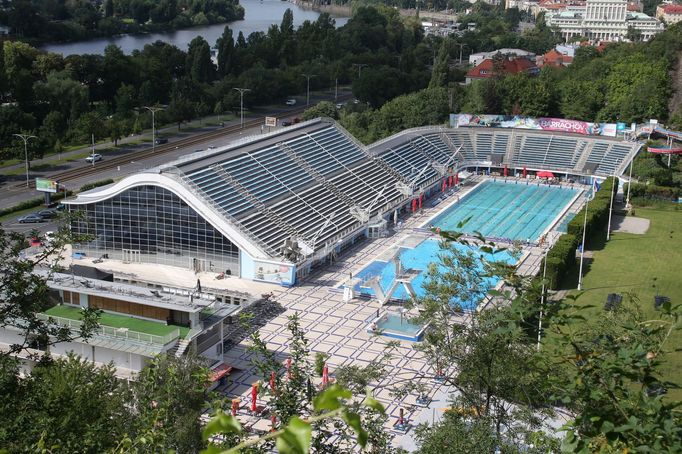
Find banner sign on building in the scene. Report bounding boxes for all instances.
[35,178,58,193]
[450,114,618,137]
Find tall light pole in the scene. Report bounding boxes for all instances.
[577,193,590,291]
[537,247,548,351]
[353,63,368,79]
[456,43,468,65]
[301,74,316,107]
[13,133,37,188]
[606,175,616,241]
[143,106,163,154]
[625,157,634,208]
[233,87,251,129]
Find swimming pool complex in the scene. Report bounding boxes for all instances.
[367,312,427,342]
[429,180,579,241]
[353,239,514,310]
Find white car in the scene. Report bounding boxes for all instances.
[45,231,55,245]
[85,153,102,163]
[285,98,297,106]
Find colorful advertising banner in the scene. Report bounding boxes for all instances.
[35,178,58,193]
[450,114,618,137]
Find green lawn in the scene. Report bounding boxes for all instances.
[564,207,682,399]
[44,304,190,339]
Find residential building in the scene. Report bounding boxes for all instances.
[656,3,682,24]
[537,48,574,67]
[465,56,540,84]
[468,48,536,67]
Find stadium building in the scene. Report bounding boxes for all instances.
[2,117,641,378]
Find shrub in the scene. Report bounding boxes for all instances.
[314,352,329,377]
[79,179,114,192]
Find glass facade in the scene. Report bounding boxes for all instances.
[71,185,240,275]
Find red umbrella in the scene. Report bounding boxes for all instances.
[251,383,258,412]
[418,194,423,209]
[322,364,329,387]
[448,175,453,187]
[270,371,276,395]
[286,358,292,380]
[522,166,527,178]
[503,165,508,177]
[441,179,447,192]
[270,414,277,432]
[231,398,240,416]
[398,408,405,425]
[411,199,417,213]
[455,173,459,185]
[537,170,554,179]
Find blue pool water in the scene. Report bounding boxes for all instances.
[377,313,422,335]
[353,239,514,310]
[430,181,578,241]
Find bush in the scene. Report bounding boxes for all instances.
[566,176,618,245]
[543,233,578,289]
[79,179,114,192]
[314,352,329,377]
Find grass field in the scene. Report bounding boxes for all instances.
[564,207,682,400]
[44,304,190,339]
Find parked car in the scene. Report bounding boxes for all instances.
[293,117,301,124]
[18,213,44,223]
[85,153,102,163]
[38,209,57,219]
[285,98,297,106]
[154,138,168,145]
[281,120,293,127]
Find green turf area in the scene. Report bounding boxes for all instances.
[44,304,190,339]
[565,207,682,399]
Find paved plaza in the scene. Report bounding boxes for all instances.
[220,177,586,450]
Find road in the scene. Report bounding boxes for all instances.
[0,92,351,208]
[1,90,352,236]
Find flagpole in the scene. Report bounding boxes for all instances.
[625,158,633,208]
[606,175,616,241]
[577,192,589,291]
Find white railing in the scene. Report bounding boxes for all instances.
[38,313,180,346]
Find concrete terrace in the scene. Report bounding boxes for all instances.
[220,175,585,449]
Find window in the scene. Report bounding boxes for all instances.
[71,186,240,275]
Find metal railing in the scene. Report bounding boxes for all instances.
[38,313,180,346]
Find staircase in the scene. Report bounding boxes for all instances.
[277,143,356,208]
[211,165,305,240]
[410,140,436,164]
[439,132,459,153]
[505,131,519,165]
[574,141,594,172]
[174,338,191,357]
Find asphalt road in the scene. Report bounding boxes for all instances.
[0,91,352,236]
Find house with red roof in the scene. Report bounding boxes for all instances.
[656,3,682,24]
[465,57,539,84]
[537,49,574,68]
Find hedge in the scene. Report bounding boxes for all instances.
[624,182,680,201]
[79,178,114,192]
[0,190,73,218]
[542,177,617,290]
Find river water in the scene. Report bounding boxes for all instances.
[41,0,349,56]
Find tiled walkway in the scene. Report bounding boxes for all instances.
[221,178,589,450]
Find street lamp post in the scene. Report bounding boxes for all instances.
[233,87,251,129]
[143,106,163,154]
[301,74,316,107]
[13,133,37,188]
[606,174,616,241]
[577,194,590,290]
[353,63,368,79]
[537,247,549,351]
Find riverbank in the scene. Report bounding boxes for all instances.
[292,1,352,17]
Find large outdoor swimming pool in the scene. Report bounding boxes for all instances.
[430,180,579,241]
[352,239,514,310]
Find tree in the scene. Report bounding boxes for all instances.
[187,36,215,83]
[71,111,106,142]
[548,296,682,452]
[429,40,449,89]
[302,101,339,121]
[0,223,100,359]
[0,354,130,452]
[216,26,235,76]
[129,354,212,452]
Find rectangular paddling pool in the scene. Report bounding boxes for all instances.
[429,180,579,242]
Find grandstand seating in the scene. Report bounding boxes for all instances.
[172,121,639,260]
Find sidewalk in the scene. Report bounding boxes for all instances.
[0,113,235,174]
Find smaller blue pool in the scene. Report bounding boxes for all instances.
[352,239,515,311]
[368,312,427,342]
